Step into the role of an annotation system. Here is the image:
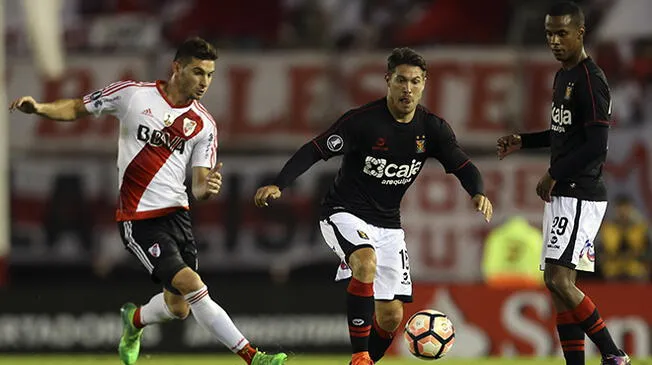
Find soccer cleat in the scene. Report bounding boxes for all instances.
[351,351,374,365]
[250,351,288,365]
[118,302,144,365]
[601,350,631,365]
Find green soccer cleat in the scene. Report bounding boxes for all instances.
[251,351,288,365]
[118,302,144,365]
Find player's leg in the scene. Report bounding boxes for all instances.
[369,300,403,362]
[118,219,186,365]
[169,212,287,365]
[542,197,628,364]
[320,213,377,365]
[368,227,411,363]
[347,247,377,364]
[544,265,586,365]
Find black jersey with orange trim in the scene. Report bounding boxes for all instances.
[312,98,470,228]
[549,57,611,201]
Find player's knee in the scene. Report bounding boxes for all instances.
[349,248,377,281]
[377,310,403,332]
[543,270,573,295]
[168,301,190,319]
[171,267,205,295]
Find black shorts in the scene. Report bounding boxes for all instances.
[118,209,197,295]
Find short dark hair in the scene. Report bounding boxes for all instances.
[548,1,585,27]
[174,37,218,65]
[387,47,427,74]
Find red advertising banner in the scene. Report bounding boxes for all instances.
[7,50,558,152]
[390,283,652,358]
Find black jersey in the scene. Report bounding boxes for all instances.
[550,57,611,201]
[312,98,470,228]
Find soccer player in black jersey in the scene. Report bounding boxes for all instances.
[497,2,630,365]
[255,48,493,365]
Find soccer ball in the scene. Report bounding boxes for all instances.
[403,309,455,360]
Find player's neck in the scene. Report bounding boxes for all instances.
[161,79,191,106]
[386,99,415,124]
[561,48,588,70]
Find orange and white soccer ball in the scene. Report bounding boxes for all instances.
[403,309,455,360]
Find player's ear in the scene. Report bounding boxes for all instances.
[172,60,182,75]
[384,73,391,85]
[577,25,585,39]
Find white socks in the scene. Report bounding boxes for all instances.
[184,286,249,352]
[139,292,178,325]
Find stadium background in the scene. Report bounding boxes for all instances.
[1,0,652,363]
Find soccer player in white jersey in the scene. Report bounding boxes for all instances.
[10,37,287,365]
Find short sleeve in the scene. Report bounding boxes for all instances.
[427,118,470,172]
[577,68,612,126]
[82,80,138,118]
[191,119,218,168]
[311,109,358,160]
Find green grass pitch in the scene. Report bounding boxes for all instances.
[0,355,651,365]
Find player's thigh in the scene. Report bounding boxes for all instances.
[541,196,606,272]
[118,219,188,294]
[172,210,199,272]
[373,228,412,302]
[319,212,377,263]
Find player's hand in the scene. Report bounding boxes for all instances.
[472,194,493,222]
[206,162,223,195]
[9,96,40,114]
[496,134,522,160]
[536,172,556,203]
[254,185,282,207]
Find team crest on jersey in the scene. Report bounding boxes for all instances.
[564,82,574,100]
[357,230,369,240]
[163,112,173,126]
[415,135,426,153]
[183,118,197,136]
[148,243,161,258]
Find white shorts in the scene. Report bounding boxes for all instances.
[319,212,413,302]
[540,196,607,272]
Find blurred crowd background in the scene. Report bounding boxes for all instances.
[1,0,652,358]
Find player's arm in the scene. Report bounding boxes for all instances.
[253,142,322,207]
[431,119,492,222]
[496,130,551,159]
[192,163,222,201]
[547,73,611,181]
[255,111,354,207]
[190,120,220,201]
[9,96,89,121]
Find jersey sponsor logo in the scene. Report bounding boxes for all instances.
[363,156,422,185]
[372,137,388,151]
[148,243,161,258]
[357,230,369,240]
[326,135,343,152]
[551,103,572,132]
[137,125,186,154]
[183,118,197,136]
